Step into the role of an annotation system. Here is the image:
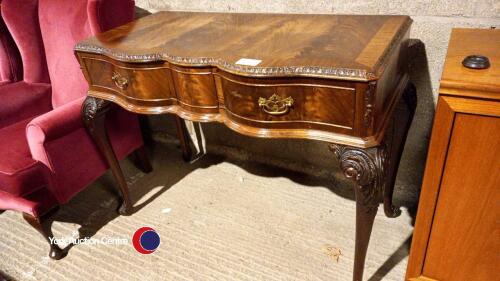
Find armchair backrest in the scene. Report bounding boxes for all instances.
[38,0,135,108]
[0,10,22,83]
[1,0,49,84]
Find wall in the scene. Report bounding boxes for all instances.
[135,0,500,207]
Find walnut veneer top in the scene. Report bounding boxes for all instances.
[76,11,411,81]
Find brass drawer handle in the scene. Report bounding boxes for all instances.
[258,94,294,116]
[111,72,129,90]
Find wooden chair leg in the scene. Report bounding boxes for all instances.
[22,212,66,260]
[174,116,192,162]
[133,146,153,173]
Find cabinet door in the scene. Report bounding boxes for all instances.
[406,96,500,281]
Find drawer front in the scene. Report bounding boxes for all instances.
[170,65,219,114]
[83,57,174,101]
[219,75,356,133]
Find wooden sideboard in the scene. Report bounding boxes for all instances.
[406,28,500,281]
[76,12,416,281]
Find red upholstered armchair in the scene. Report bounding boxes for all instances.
[0,0,151,259]
[0,9,21,85]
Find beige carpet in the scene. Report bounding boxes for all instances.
[0,142,415,281]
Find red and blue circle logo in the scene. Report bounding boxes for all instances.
[132,227,160,254]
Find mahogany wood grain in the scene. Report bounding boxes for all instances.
[218,72,357,135]
[76,11,412,148]
[170,64,219,114]
[76,12,415,281]
[406,28,500,281]
[79,12,410,79]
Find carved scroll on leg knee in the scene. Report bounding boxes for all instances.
[330,144,388,281]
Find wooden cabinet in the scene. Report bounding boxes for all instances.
[406,28,500,281]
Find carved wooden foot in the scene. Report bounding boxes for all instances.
[330,144,388,281]
[23,212,66,260]
[133,146,153,173]
[174,116,192,162]
[82,96,133,216]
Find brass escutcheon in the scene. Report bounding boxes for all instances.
[258,94,294,116]
[111,72,129,90]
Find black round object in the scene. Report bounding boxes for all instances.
[462,55,490,69]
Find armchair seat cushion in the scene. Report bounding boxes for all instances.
[0,118,48,197]
[0,81,52,128]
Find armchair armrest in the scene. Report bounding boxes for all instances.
[26,97,85,169]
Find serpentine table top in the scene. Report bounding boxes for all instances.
[76,12,414,281]
[76,12,412,148]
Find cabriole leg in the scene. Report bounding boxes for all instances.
[330,144,388,281]
[82,96,132,215]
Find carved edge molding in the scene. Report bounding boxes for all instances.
[75,15,411,81]
[74,17,411,81]
[74,42,376,81]
[329,144,388,212]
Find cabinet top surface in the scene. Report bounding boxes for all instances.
[440,28,500,99]
[76,11,411,81]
